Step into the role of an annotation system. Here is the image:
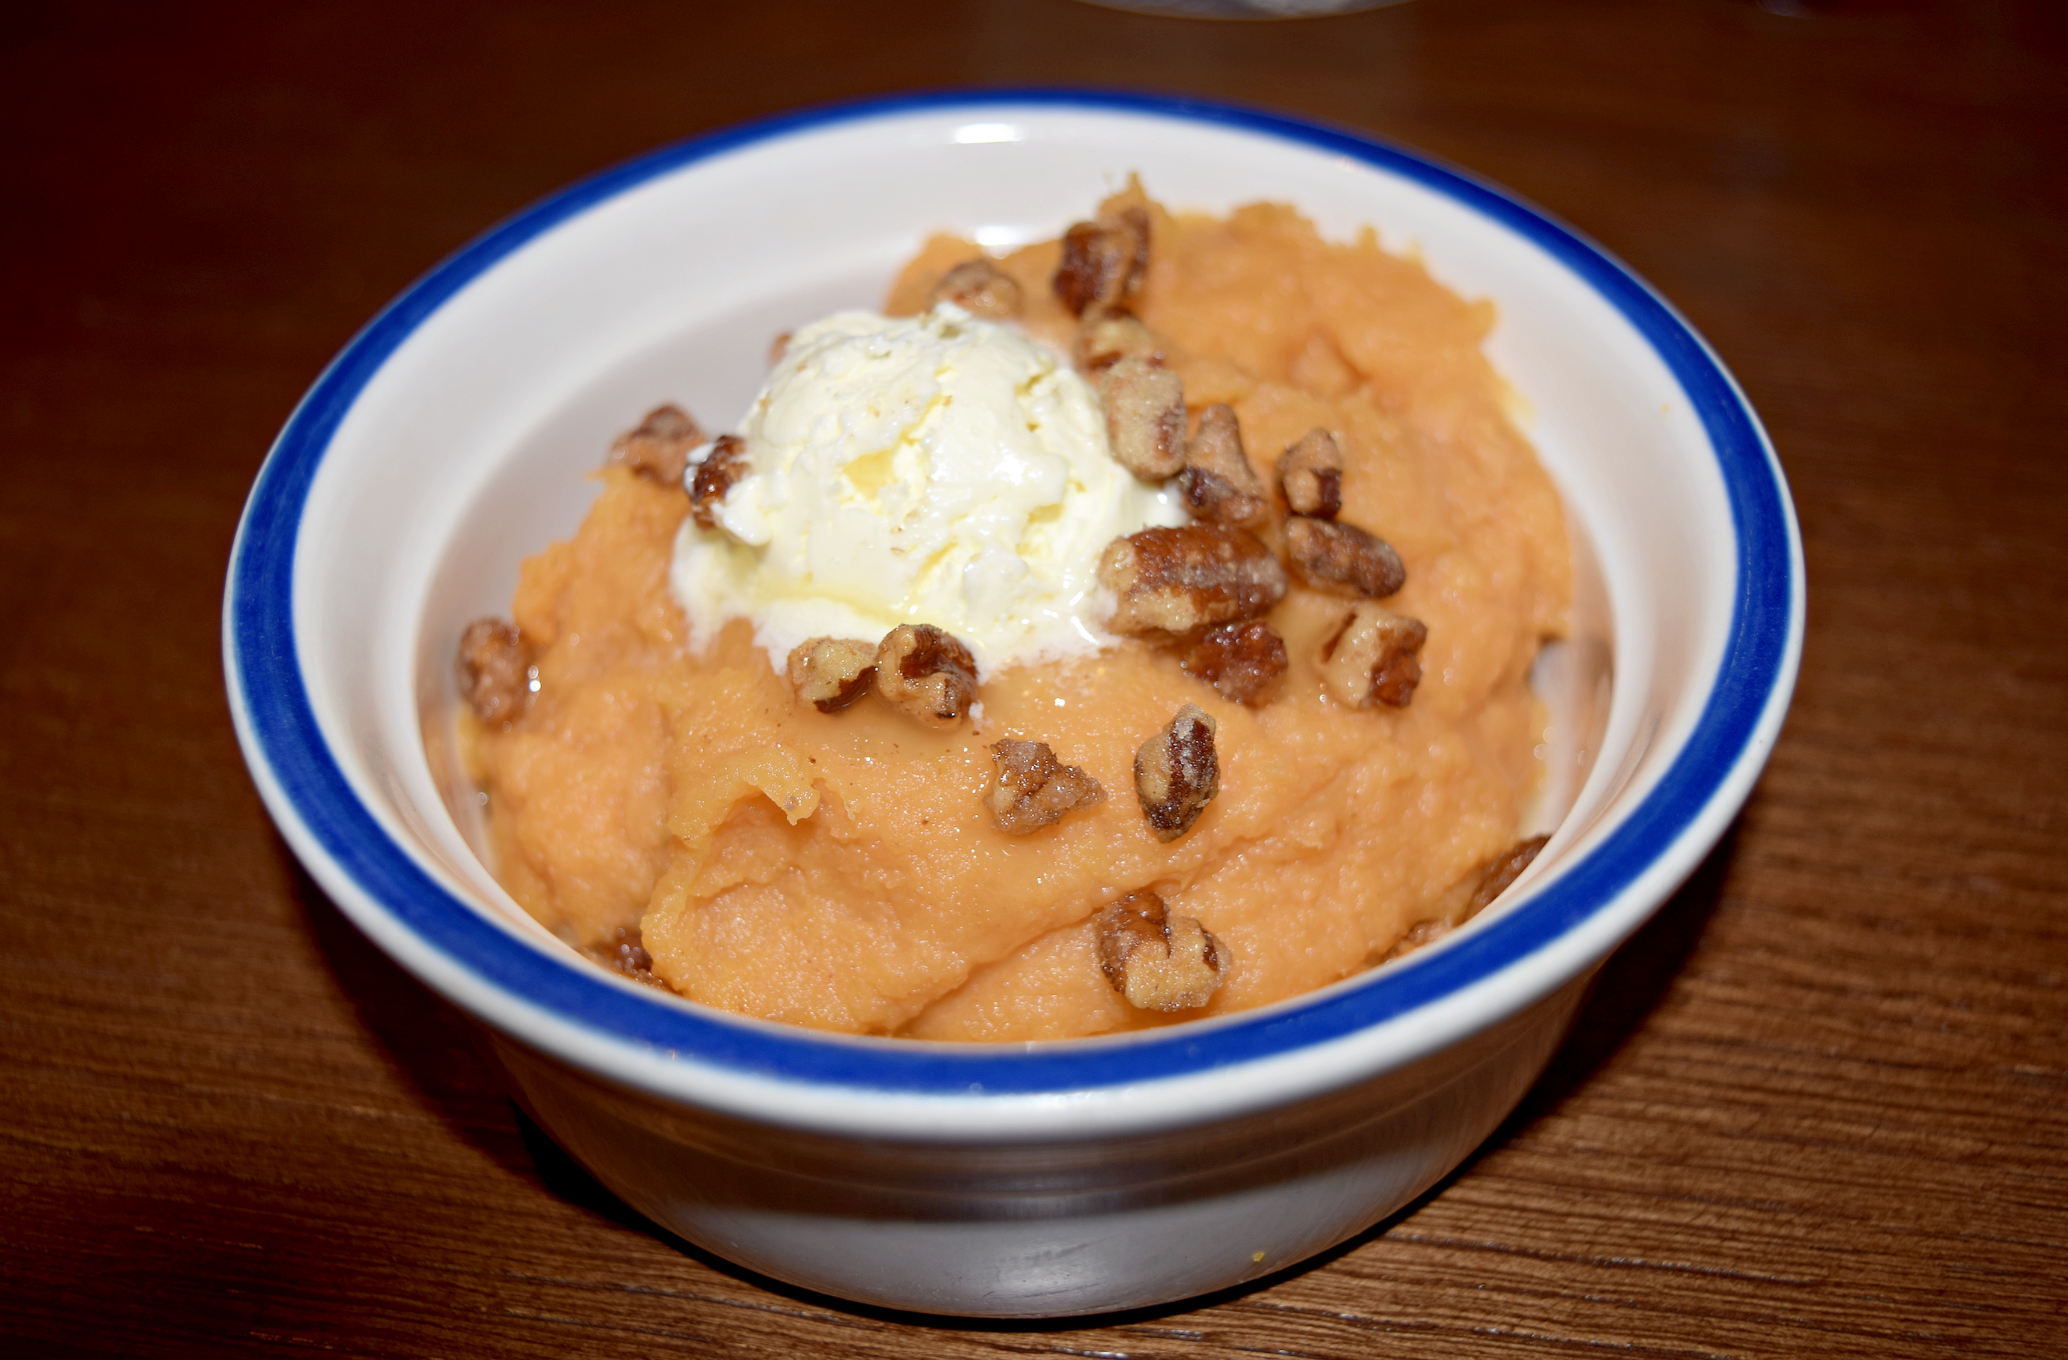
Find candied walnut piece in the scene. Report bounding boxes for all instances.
[927,257,1023,320]
[1284,516,1406,599]
[1175,404,1268,527]
[1098,525,1288,639]
[1093,890,1230,1012]
[456,617,535,727]
[1317,603,1429,709]
[1076,309,1161,374]
[1182,620,1289,707]
[1277,427,1343,520]
[1053,205,1150,316]
[875,624,979,728]
[785,636,878,713]
[689,433,749,530]
[1134,703,1219,842]
[1099,354,1187,481]
[984,739,1106,835]
[606,403,706,485]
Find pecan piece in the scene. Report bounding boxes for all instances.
[786,636,878,713]
[689,433,749,530]
[1135,703,1219,842]
[1175,403,1267,527]
[1318,603,1428,708]
[1053,205,1150,316]
[1094,890,1230,1012]
[1099,354,1187,480]
[1098,525,1288,639]
[874,624,978,728]
[1383,835,1549,963]
[606,404,706,485]
[1076,309,1161,374]
[1284,516,1406,598]
[1470,835,1549,914]
[579,926,671,991]
[457,617,535,726]
[927,257,1023,320]
[1181,620,1288,707]
[1277,427,1343,520]
[985,739,1105,834]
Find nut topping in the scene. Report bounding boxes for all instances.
[1181,620,1288,707]
[1053,205,1150,316]
[457,618,535,726]
[606,404,706,485]
[1076,309,1161,374]
[1098,525,1289,639]
[1317,603,1428,708]
[1175,404,1268,527]
[689,433,750,530]
[1134,703,1219,842]
[874,624,979,728]
[1383,835,1549,963]
[1098,354,1187,481]
[1470,834,1549,914]
[926,257,1023,320]
[579,926,670,991]
[1284,516,1406,598]
[1093,890,1230,1011]
[1277,427,1343,520]
[984,739,1106,835]
[785,637,878,713]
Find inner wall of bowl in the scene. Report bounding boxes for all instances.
[291,104,1735,978]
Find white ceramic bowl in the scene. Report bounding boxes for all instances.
[224,91,1803,1318]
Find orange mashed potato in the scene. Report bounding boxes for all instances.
[459,189,1570,1041]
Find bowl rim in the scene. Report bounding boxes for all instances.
[224,87,1803,1111]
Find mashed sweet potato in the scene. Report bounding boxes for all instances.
[457,187,1570,1042]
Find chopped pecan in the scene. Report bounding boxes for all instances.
[926,257,1023,320]
[1099,354,1187,480]
[1277,427,1343,520]
[1175,404,1268,527]
[1181,620,1288,707]
[786,637,878,712]
[1093,890,1230,1011]
[1053,205,1150,316]
[768,330,792,365]
[1098,525,1288,639]
[1470,835,1549,914]
[984,739,1106,834]
[1383,835,1549,963]
[457,617,535,726]
[579,926,670,990]
[1076,309,1161,374]
[874,624,978,728]
[606,404,705,485]
[1383,918,1452,962]
[1284,516,1406,598]
[689,433,749,530]
[1135,703,1219,842]
[1317,603,1428,708]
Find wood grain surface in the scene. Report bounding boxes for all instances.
[5,1,2065,1355]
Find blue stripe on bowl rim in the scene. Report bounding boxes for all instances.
[227,88,1798,1097]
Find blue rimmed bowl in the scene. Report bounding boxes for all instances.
[223,90,1802,1317]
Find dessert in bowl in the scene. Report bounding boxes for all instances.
[223,91,1802,1317]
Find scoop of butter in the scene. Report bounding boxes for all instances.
[670,303,1185,677]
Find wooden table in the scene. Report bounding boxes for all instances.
[6,1,2064,1354]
